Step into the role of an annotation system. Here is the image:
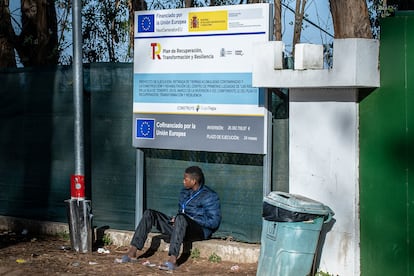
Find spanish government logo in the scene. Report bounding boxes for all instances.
[190,16,199,29]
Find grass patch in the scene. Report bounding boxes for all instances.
[56,231,70,241]
[208,252,222,263]
[102,233,112,246]
[190,248,200,259]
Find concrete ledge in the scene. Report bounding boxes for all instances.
[105,229,259,263]
[253,38,380,89]
[0,216,69,236]
[0,216,260,263]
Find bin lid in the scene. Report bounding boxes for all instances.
[264,191,334,218]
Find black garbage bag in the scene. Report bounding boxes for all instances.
[262,191,334,222]
[262,201,319,222]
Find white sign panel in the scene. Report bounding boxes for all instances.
[133,4,271,154]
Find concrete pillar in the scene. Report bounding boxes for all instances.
[252,38,380,275]
[289,88,359,275]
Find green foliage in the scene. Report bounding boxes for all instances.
[55,0,73,65]
[208,252,222,263]
[81,0,131,63]
[367,0,398,39]
[57,231,70,241]
[315,270,334,276]
[102,233,112,246]
[377,4,397,18]
[190,248,200,259]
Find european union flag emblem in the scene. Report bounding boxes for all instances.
[136,118,155,139]
[138,14,155,33]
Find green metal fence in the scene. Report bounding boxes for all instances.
[0,63,288,242]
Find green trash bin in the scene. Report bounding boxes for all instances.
[256,192,334,276]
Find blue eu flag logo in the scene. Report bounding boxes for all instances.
[136,119,155,139]
[138,14,155,33]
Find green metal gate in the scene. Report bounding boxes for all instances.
[359,12,414,275]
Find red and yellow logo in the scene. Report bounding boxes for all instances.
[188,10,228,32]
[150,42,161,60]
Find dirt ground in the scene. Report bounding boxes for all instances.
[0,232,257,275]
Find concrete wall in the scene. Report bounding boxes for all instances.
[289,88,359,275]
[252,38,380,275]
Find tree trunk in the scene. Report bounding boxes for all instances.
[103,0,121,62]
[274,0,282,41]
[0,0,16,68]
[248,0,281,40]
[329,0,372,38]
[129,0,147,58]
[292,0,306,56]
[16,0,58,67]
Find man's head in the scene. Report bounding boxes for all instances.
[183,166,205,190]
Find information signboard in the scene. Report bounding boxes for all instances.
[133,4,271,154]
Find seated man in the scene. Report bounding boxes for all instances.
[119,166,221,270]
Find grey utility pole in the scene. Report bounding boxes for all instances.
[73,0,84,176]
[65,0,93,254]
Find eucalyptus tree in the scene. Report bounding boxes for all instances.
[0,0,16,67]
[0,0,58,68]
[82,0,130,62]
[0,0,390,68]
[330,0,372,38]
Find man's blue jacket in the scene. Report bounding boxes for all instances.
[177,184,221,239]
